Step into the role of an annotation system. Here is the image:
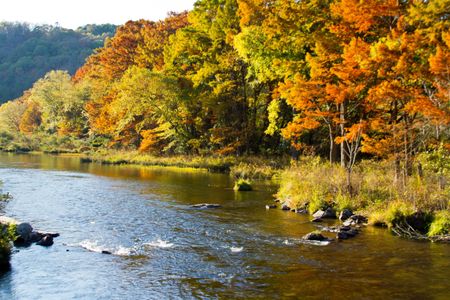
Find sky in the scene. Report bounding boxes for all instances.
[0,0,197,29]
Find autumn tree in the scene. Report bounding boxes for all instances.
[27,70,87,136]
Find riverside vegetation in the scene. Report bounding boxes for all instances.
[0,0,448,240]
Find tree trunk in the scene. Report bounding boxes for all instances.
[328,124,334,164]
[340,102,346,168]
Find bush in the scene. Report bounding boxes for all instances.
[383,201,415,228]
[428,210,450,237]
[233,178,252,191]
[0,223,16,271]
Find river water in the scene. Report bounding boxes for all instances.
[0,153,448,299]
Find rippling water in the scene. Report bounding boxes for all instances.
[0,153,448,299]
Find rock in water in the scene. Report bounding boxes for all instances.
[281,203,291,211]
[313,207,336,219]
[265,204,277,209]
[16,223,33,241]
[29,231,44,243]
[302,232,331,241]
[343,214,368,226]
[36,235,54,247]
[336,228,359,240]
[191,203,221,209]
[339,209,353,221]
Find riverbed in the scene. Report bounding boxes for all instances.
[0,153,448,299]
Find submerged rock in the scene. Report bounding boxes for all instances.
[296,209,308,214]
[302,232,332,241]
[265,204,277,209]
[339,209,353,221]
[311,218,323,223]
[191,203,222,209]
[101,250,112,255]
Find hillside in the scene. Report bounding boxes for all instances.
[0,22,116,103]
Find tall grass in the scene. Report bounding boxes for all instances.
[276,157,449,237]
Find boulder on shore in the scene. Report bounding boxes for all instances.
[313,207,336,219]
[281,203,291,211]
[343,214,368,227]
[339,209,353,221]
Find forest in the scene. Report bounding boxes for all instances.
[0,0,448,236]
[0,22,116,103]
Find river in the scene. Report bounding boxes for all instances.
[0,153,448,299]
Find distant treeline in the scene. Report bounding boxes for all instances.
[0,22,116,102]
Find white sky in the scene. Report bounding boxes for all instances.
[0,0,197,29]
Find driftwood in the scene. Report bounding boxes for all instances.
[391,223,428,240]
[391,223,450,243]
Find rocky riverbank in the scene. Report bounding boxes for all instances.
[0,216,59,270]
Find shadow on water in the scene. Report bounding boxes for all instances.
[0,152,448,299]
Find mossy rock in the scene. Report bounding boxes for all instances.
[233,179,252,191]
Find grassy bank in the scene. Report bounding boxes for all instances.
[83,150,288,178]
[276,157,449,239]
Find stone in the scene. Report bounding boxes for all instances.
[311,218,323,223]
[16,223,33,241]
[312,207,336,219]
[336,226,359,240]
[36,235,53,247]
[281,203,291,211]
[29,231,44,243]
[191,203,221,209]
[345,228,359,237]
[339,226,352,232]
[339,209,353,221]
[265,204,277,209]
[302,232,331,241]
[101,250,112,255]
[337,231,349,240]
[296,209,308,214]
[343,214,367,226]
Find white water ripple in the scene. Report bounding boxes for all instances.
[143,239,174,249]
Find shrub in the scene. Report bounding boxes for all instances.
[428,210,450,237]
[383,201,415,227]
[233,178,252,191]
[0,223,16,271]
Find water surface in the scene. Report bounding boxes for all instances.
[0,153,448,299]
